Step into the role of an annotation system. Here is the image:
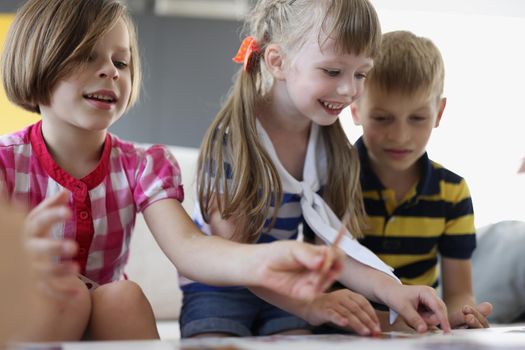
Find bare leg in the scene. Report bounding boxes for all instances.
[88,280,159,340]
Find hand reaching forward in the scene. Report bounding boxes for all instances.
[256,241,344,301]
[24,191,80,299]
[304,289,381,336]
[385,284,451,333]
[449,302,492,329]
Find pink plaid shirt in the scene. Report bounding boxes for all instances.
[0,121,184,285]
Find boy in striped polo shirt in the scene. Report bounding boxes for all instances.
[350,31,492,329]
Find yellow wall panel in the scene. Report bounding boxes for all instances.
[0,14,39,136]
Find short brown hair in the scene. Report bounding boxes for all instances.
[367,30,445,98]
[1,0,141,114]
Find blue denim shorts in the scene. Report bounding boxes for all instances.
[180,287,310,338]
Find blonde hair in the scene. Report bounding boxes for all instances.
[1,0,141,114]
[198,0,380,243]
[367,30,445,99]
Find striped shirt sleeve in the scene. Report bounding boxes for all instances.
[439,178,476,259]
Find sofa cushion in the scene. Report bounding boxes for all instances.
[472,220,525,323]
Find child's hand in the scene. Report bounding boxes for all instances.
[304,289,381,336]
[257,241,343,300]
[24,192,80,299]
[449,302,492,329]
[385,284,451,333]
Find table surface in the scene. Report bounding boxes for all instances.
[10,325,525,350]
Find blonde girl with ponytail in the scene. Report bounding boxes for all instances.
[181,0,451,338]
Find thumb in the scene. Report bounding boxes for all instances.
[477,302,493,317]
[290,243,326,271]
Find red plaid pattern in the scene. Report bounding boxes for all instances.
[0,121,184,285]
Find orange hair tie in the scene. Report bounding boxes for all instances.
[232,36,261,72]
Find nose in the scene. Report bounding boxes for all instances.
[337,79,357,101]
[388,121,410,143]
[98,60,119,80]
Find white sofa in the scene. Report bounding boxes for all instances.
[125,145,199,338]
[472,220,525,323]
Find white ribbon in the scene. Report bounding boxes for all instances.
[257,120,399,323]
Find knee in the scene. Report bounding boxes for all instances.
[92,280,151,313]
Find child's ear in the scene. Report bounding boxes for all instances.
[434,97,446,128]
[264,44,286,80]
[350,103,362,125]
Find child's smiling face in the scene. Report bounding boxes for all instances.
[40,18,132,133]
[276,33,373,127]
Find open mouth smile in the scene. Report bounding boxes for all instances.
[319,100,346,115]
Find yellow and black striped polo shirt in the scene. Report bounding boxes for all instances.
[356,137,476,288]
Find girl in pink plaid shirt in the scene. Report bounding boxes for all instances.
[0,0,345,342]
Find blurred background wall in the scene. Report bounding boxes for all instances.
[0,0,243,148]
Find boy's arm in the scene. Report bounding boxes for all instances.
[441,179,492,328]
[441,257,492,328]
[142,198,341,300]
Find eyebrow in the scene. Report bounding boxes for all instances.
[370,108,390,114]
[319,58,373,70]
[114,47,131,55]
[413,105,433,113]
[359,62,374,70]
